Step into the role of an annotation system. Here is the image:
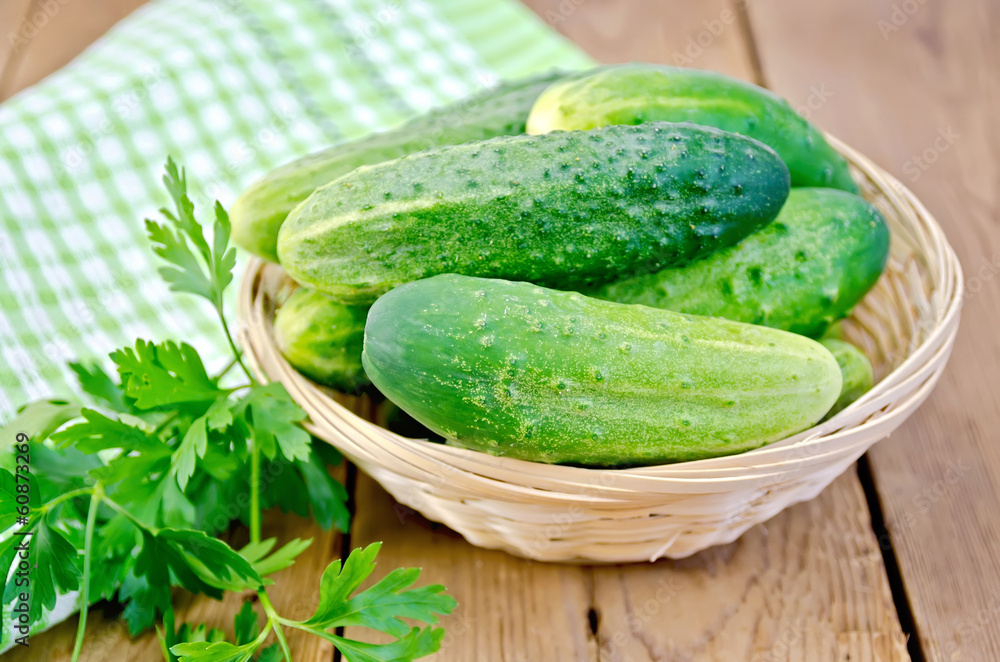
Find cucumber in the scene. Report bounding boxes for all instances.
[527,63,857,192]
[378,402,445,442]
[820,338,874,418]
[592,188,890,337]
[362,274,841,466]
[273,287,369,391]
[820,320,846,341]
[231,70,567,261]
[278,122,790,305]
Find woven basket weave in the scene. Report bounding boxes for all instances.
[237,136,962,563]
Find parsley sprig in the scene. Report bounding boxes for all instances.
[0,159,455,660]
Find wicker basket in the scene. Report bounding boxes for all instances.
[237,136,962,563]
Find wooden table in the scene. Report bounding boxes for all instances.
[3,1,998,660]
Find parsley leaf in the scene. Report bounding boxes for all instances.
[236,384,311,463]
[69,362,129,412]
[255,645,283,662]
[296,447,351,532]
[159,607,228,662]
[330,627,446,662]
[134,528,263,602]
[171,395,234,491]
[303,543,455,635]
[239,537,312,578]
[0,469,19,531]
[0,399,79,449]
[170,640,258,662]
[52,408,160,454]
[233,601,259,646]
[169,544,455,662]
[2,159,454,662]
[112,340,227,409]
[146,158,235,310]
[1,515,82,623]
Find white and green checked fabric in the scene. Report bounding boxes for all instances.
[0,0,593,422]
[0,0,592,645]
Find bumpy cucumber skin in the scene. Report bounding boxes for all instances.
[820,338,874,417]
[362,275,841,466]
[593,188,890,338]
[527,64,857,193]
[273,288,369,391]
[279,122,790,305]
[231,71,567,262]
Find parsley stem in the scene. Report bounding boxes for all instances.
[100,495,155,533]
[216,307,255,385]
[152,411,180,436]
[214,355,239,380]
[39,487,94,514]
[71,485,102,662]
[259,591,293,661]
[250,443,261,543]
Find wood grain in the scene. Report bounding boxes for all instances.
[347,468,910,662]
[340,3,906,661]
[590,470,908,662]
[745,2,1000,660]
[343,472,599,661]
[8,0,989,660]
[520,0,757,81]
[0,0,33,94]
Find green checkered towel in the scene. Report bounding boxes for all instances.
[0,0,592,421]
[0,0,591,643]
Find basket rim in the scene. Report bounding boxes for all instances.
[237,134,963,486]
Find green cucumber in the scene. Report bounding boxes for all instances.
[378,403,445,442]
[362,274,841,466]
[232,70,567,261]
[820,338,874,417]
[592,188,890,337]
[527,63,857,192]
[278,122,790,305]
[820,320,847,341]
[273,287,369,391]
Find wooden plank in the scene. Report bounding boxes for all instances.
[744,1,1000,660]
[590,470,907,661]
[6,508,340,660]
[521,0,757,82]
[0,0,147,100]
[1,0,920,660]
[0,0,33,93]
[344,4,906,661]
[349,467,910,662]
[344,472,599,661]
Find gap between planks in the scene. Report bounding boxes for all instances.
[0,0,936,659]
[339,1,910,659]
[744,1,1000,659]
